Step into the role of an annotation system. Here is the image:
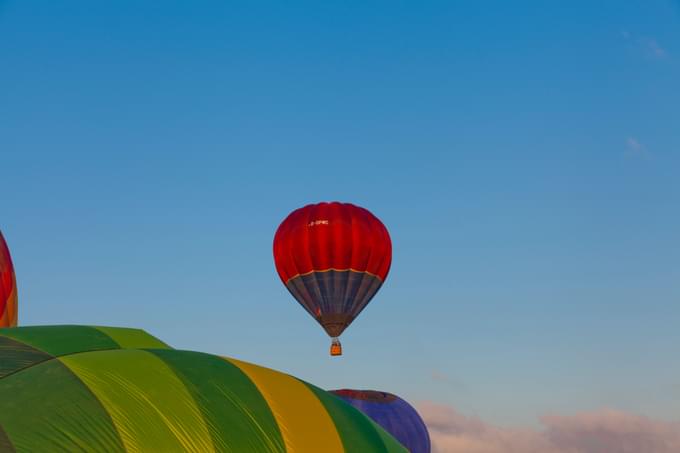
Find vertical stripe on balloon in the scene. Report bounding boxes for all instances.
[61,349,216,453]
[227,357,345,453]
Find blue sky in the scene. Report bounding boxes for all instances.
[1,1,679,427]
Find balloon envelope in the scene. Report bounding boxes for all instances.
[0,325,407,452]
[273,202,392,346]
[0,231,17,327]
[331,389,431,453]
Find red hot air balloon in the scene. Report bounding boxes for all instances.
[273,202,392,356]
[0,231,18,327]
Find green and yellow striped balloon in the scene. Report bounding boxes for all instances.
[0,325,407,452]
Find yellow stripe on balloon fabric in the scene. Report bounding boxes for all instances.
[227,358,345,453]
[61,349,215,453]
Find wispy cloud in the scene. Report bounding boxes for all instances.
[430,370,466,390]
[641,37,667,59]
[417,402,680,453]
[625,136,650,159]
[621,30,668,59]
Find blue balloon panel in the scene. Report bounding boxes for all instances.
[331,389,431,453]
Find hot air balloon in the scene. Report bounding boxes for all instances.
[0,231,17,328]
[0,325,407,452]
[273,202,392,356]
[331,389,431,453]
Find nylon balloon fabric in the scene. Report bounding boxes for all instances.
[0,325,407,452]
[331,389,431,453]
[273,202,392,338]
[0,231,17,328]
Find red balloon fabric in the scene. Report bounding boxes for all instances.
[273,202,392,338]
[0,231,18,327]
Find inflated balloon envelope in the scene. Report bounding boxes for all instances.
[331,389,432,453]
[274,202,392,356]
[0,325,408,452]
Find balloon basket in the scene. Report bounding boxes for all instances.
[330,338,342,356]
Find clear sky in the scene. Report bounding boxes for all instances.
[1,0,679,429]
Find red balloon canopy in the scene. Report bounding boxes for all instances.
[0,231,18,328]
[273,202,391,354]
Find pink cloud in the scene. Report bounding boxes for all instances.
[542,410,680,453]
[417,402,680,453]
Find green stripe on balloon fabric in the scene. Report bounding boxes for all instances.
[93,326,170,349]
[150,349,286,453]
[0,335,52,378]
[0,357,125,452]
[370,419,410,453]
[61,349,215,453]
[0,326,120,356]
[303,383,402,453]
